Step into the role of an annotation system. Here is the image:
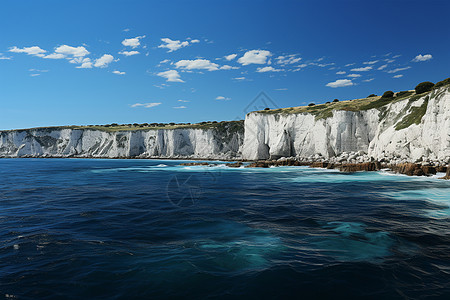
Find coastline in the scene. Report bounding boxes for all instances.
[2,155,448,180]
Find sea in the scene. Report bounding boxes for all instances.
[0,158,449,299]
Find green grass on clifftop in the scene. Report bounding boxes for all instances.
[4,121,244,133]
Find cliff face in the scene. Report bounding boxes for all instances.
[242,110,379,160]
[1,87,449,162]
[0,124,244,159]
[242,87,450,163]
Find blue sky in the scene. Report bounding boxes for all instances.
[0,0,449,130]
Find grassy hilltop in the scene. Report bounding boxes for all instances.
[254,77,450,124]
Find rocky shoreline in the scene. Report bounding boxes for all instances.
[180,152,450,180]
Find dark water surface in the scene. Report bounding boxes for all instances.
[0,159,449,299]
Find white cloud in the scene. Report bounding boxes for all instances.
[412,54,432,62]
[122,36,145,48]
[233,77,246,80]
[75,58,93,69]
[157,70,184,82]
[216,96,231,101]
[345,63,355,67]
[119,50,139,56]
[220,65,239,70]
[30,73,41,77]
[363,78,375,82]
[326,79,354,88]
[0,53,12,60]
[159,59,170,64]
[274,88,288,91]
[131,102,161,108]
[351,66,372,72]
[44,53,65,59]
[393,55,401,58]
[175,59,219,71]
[54,45,89,58]
[29,68,48,72]
[173,106,187,109]
[256,66,282,72]
[363,60,379,65]
[276,54,301,65]
[393,74,403,78]
[9,46,46,57]
[113,70,125,75]
[224,54,237,61]
[93,54,114,68]
[237,50,272,65]
[158,38,190,52]
[190,39,200,43]
[377,64,388,70]
[123,28,130,32]
[336,71,346,75]
[178,99,190,102]
[347,73,361,78]
[387,66,411,73]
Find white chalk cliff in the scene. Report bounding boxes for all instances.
[242,86,450,163]
[0,124,244,159]
[0,86,449,163]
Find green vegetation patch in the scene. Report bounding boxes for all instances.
[395,98,429,130]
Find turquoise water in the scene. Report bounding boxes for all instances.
[0,159,449,299]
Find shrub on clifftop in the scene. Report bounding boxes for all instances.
[415,81,434,94]
[434,78,450,88]
[382,91,394,98]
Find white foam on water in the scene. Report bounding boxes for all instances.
[383,188,450,218]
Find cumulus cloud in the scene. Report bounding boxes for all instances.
[387,66,411,73]
[157,70,184,82]
[224,54,237,61]
[122,36,145,48]
[347,73,361,78]
[276,54,301,65]
[119,50,139,56]
[54,45,89,58]
[326,79,354,88]
[216,96,231,100]
[237,50,272,65]
[377,64,388,70]
[190,39,200,43]
[113,70,125,75]
[256,66,282,72]
[158,38,190,52]
[131,102,161,108]
[351,66,372,72]
[9,46,46,57]
[75,58,93,69]
[220,65,239,70]
[363,60,379,65]
[412,54,432,62]
[94,54,114,68]
[175,59,219,71]
[393,74,403,78]
[336,71,346,75]
[44,53,65,59]
[0,53,12,60]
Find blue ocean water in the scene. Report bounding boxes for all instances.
[0,159,449,299]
